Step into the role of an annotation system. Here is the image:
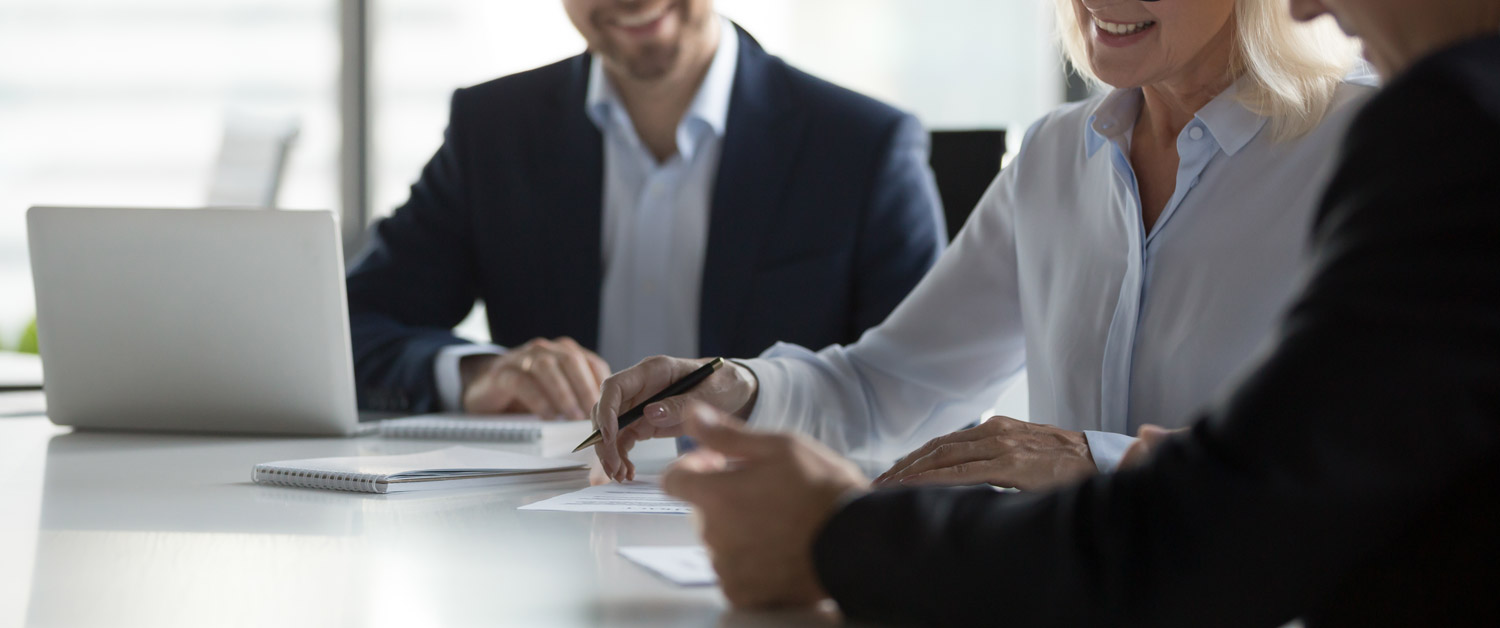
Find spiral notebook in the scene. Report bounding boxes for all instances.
[252,446,587,494]
[376,414,592,443]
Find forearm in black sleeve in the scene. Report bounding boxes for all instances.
[813,48,1500,628]
[346,89,485,412]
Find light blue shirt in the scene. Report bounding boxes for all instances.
[433,17,738,410]
[590,16,738,372]
[741,78,1375,472]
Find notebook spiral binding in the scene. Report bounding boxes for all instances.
[252,465,384,493]
[379,419,543,442]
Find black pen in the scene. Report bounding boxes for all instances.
[572,357,726,453]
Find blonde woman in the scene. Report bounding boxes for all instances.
[593,0,1370,488]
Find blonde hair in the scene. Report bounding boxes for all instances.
[1054,0,1359,141]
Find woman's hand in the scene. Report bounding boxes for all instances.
[874,416,1096,491]
[592,356,759,482]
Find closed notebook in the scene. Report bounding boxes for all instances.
[252,446,587,494]
[377,414,592,443]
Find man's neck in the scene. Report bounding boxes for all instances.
[609,19,722,163]
[1374,3,1500,77]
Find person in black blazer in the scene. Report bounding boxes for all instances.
[346,0,944,418]
[657,1,1500,625]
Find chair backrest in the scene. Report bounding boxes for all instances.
[205,112,300,208]
[928,129,1007,241]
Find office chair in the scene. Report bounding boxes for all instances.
[928,129,1007,242]
[205,112,300,208]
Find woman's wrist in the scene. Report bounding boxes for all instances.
[726,358,760,421]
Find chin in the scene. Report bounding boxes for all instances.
[1088,65,1142,91]
[1087,51,1161,90]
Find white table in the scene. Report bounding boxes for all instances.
[0,417,845,627]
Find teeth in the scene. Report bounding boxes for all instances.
[617,4,669,27]
[1093,16,1156,36]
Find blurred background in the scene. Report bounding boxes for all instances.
[0,0,1074,411]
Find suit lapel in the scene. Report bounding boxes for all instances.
[537,54,604,349]
[699,27,805,357]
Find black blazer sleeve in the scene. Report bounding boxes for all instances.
[812,36,1500,628]
[345,90,482,413]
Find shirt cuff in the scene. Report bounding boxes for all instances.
[1084,430,1137,473]
[434,343,504,412]
[735,356,786,430]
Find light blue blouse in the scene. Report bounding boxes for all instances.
[743,77,1375,471]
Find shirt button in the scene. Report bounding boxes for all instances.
[1188,126,1205,141]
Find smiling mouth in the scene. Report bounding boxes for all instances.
[613,2,673,29]
[1093,16,1158,36]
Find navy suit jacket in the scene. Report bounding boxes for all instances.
[347,26,945,413]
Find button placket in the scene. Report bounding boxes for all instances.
[1097,140,1147,435]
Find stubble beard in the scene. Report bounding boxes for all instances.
[594,2,706,82]
[620,40,682,81]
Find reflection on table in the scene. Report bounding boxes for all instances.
[0,418,853,627]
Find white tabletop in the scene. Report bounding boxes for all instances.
[0,417,846,628]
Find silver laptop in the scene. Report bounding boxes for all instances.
[27,206,360,436]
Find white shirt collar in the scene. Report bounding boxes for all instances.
[1084,75,1269,158]
[585,16,739,160]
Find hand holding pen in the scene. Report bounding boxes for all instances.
[587,355,761,482]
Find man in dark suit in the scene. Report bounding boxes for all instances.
[658,0,1500,625]
[346,0,944,418]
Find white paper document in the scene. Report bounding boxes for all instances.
[618,546,717,586]
[517,480,692,515]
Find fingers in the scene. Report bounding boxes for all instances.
[594,356,694,480]
[597,410,690,483]
[1121,424,1179,469]
[530,355,584,421]
[897,461,993,487]
[586,353,612,390]
[681,402,784,460]
[551,337,608,415]
[596,357,672,435]
[468,338,601,421]
[662,449,731,503]
[642,397,692,430]
[1136,424,1176,446]
[522,338,610,422]
[874,424,995,485]
[615,427,643,482]
[876,444,934,485]
[878,439,993,486]
[506,370,557,420]
[558,353,602,422]
[462,368,516,415]
[593,374,627,480]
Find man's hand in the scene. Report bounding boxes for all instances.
[1119,424,1183,469]
[873,415,1096,491]
[461,337,610,422]
[593,356,759,482]
[662,402,868,608]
